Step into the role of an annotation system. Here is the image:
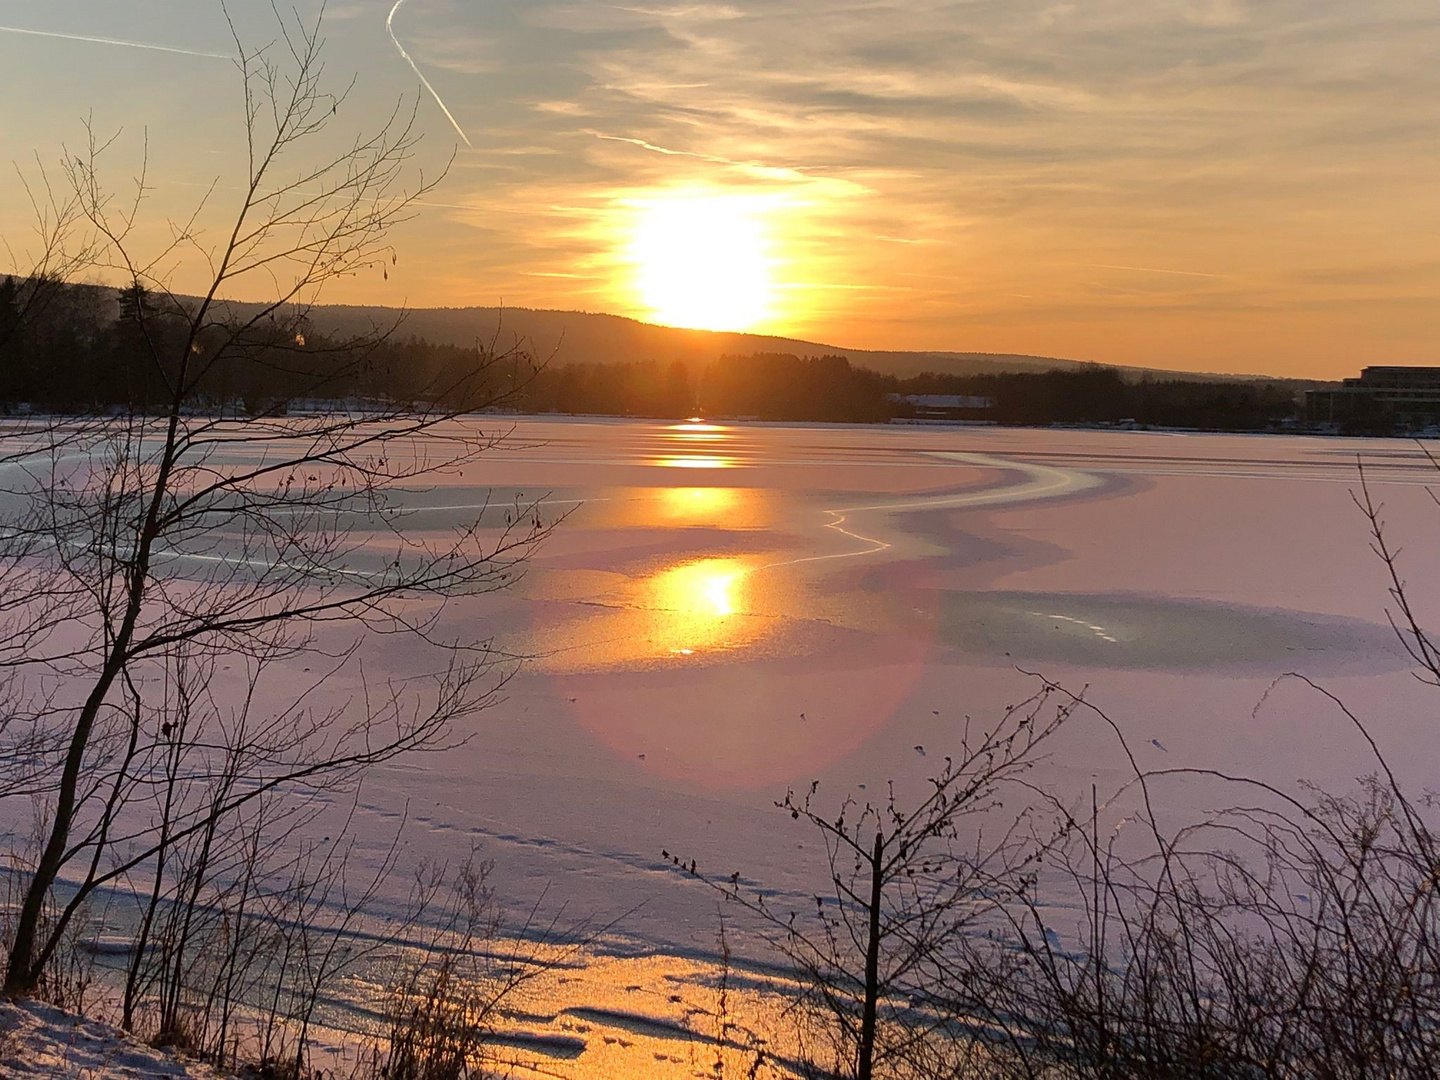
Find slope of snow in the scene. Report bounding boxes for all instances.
[0,1000,217,1079]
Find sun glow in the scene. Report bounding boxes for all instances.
[627,194,774,332]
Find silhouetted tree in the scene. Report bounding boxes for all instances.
[0,6,549,1000]
[674,691,1076,1080]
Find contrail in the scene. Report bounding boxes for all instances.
[1089,263,1226,280]
[0,24,228,59]
[588,130,808,181]
[386,0,472,147]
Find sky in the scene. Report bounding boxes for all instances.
[0,0,1437,378]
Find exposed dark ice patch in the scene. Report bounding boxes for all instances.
[919,591,1403,673]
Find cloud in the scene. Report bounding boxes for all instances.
[8,0,1436,374]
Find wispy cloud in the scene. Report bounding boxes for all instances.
[4,0,1436,375]
[586,130,818,183]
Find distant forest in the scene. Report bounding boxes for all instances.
[0,278,1301,430]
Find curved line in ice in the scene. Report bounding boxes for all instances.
[753,451,1099,574]
[835,451,1101,513]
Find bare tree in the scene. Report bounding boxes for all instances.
[0,150,102,361]
[672,688,1077,1080]
[943,678,1440,1080]
[0,5,549,999]
[950,457,1440,1079]
[667,458,1440,1079]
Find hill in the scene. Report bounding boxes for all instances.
[291,303,1295,385]
[9,283,1317,386]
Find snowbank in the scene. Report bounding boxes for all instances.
[0,999,216,1079]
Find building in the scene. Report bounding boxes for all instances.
[1306,367,1440,432]
[886,393,996,420]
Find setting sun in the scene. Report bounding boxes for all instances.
[626,194,773,332]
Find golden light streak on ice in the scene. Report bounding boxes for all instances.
[655,486,741,525]
[653,421,738,468]
[661,421,728,442]
[654,455,735,469]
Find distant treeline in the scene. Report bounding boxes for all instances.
[895,367,1301,429]
[514,353,1301,430]
[514,352,894,422]
[0,277,518,414]
[0,278,1299,429]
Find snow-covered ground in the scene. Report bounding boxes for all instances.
[8,418,1440,1078]
[0,999,217,1078]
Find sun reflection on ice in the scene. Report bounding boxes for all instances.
[652,557,748,655]
[655,455,734,469]
[665,421,726,437]
[657,486,740,525]
[653,421,738,468]
[525,555,765,670]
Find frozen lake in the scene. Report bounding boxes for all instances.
[404,416,1437,821]
[12,416,1440,1076]
[319,417,1439,1074]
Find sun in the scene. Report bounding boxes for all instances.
[626,193,774,332]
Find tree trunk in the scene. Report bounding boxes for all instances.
[857,830,884,1080]
[3,665,124,997]
[4,399,179,998]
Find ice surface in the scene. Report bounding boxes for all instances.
[330,420,1440,1075]
[8,418,1440,1077]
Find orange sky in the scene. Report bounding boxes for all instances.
[2,0,1438,378]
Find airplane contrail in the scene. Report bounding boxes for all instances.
[1089,263,1226,280]
[0,24,228,59]
[386,0,472,147]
